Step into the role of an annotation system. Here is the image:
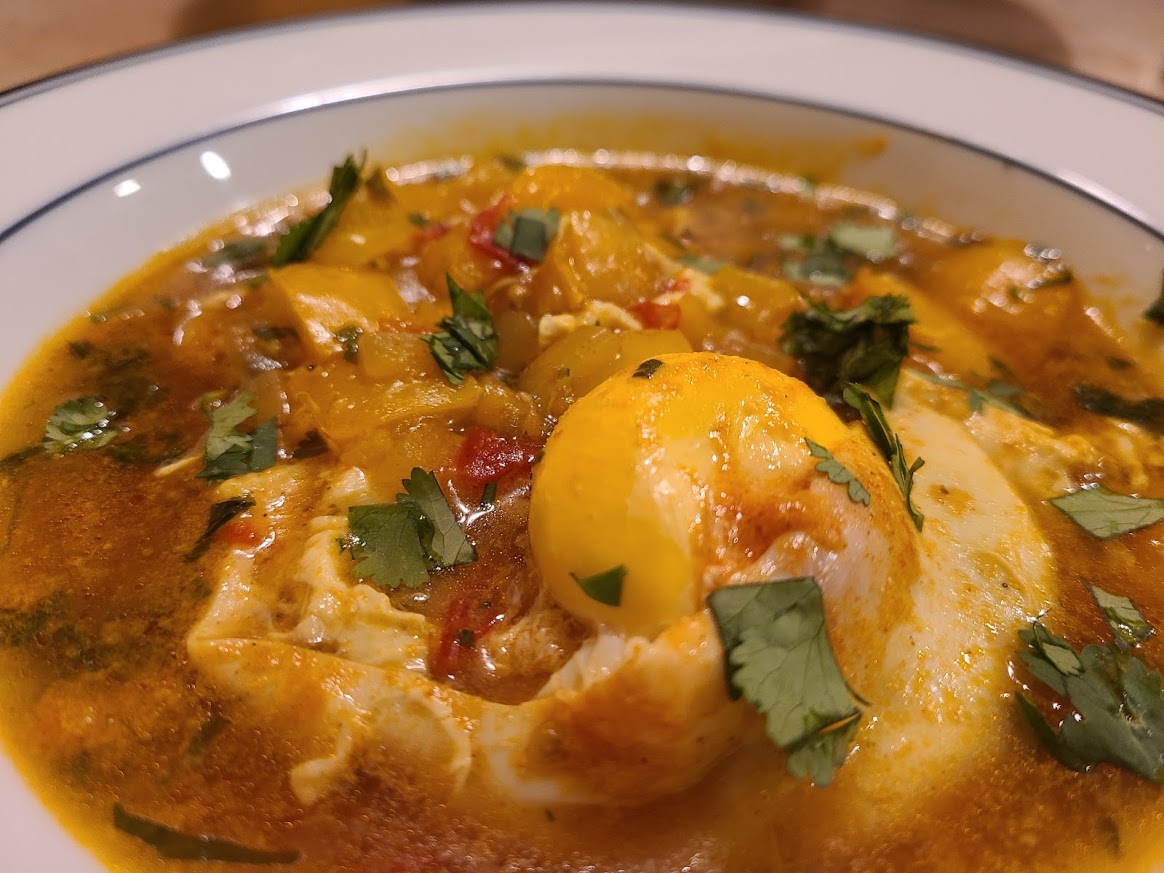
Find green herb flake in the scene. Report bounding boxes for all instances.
[1073,383,1164,434]
[397,467,477,568]
[43,397,121,455]
[828,220,898,261]
[1049,484,1164,540]
[197,393,279,482]
[781,294,915,406]
[496,153,528,172]
[1087,582,1155,650]
[572,566,625,606]
[345,469,476,588]
[407,211,430,228]
[292,430,329,459]
[654,178,698,207]
[345,504,430,589]
[843,384,924,530]
[67,340,94,359]
[1145,270,1164,325]
[199,237,274,272]
[915,371,1032,419]
[632,358,665,380]
[113,804,299,864]
[708,578,863,786]
[272,153,365,267]
[804,438,871,506]
[678,252,726,274]
[478,482,498,510]
[493,207,561,262]
[424,275,498,385]
[1015,604,1164,784]
[334,324,363,363]
[184,497,256,563]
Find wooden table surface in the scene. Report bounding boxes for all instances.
[2,0,1163,99]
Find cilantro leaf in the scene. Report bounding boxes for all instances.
[1073,383,1164,434]
[572,566,625,606]
[397,468,476,568]
[1087,582,1155,650]
[804,438,871,506]
[1050,484,1164,540]
[113,804,299,864]
[708,578,862,786]
[842,384,925,530]
[345,469,476,588]
[653,178,699,206]
[781,295,915,406]
[493,207,560,262]
[43,397,121,454]
[423,275,498,385]
[334,325,363,363]
[184,497,255,563]
[915,370,1033,419]
[346,504,429,589]
[631,358,664,380]
[272,153,364,267]
[828,221,898,261]
[197,393,278,482]
[1016,611,1164,784]
[678,252,726,274]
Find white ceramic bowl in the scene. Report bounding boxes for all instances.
[1,5,1163,870]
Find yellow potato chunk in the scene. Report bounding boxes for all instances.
[269,264,412,360]
[310,196,419,267]
[517,326,692,419]
[525,212,672,314]
[506,164,636,214]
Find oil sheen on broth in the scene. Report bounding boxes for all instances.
[1,149,1163,873]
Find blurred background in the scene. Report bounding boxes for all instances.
[2,0,1162,97]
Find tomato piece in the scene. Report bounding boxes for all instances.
[431,595,504,679]
[457,426,540,487]
[468,199,523,271]
[629,300,682,330]
[217,520,262,547]
[412,221,449,245]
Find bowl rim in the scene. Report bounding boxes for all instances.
[3,2,1164,243]
[4,1,1163,117]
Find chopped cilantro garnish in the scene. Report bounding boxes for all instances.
[423,275,498,385]
[184,497,255,562]
[113,804,299,864]
[1087,582,1155,650]
[199,237,274,273]
[654,178,699,206]
[344,468,476,588]
[572,566,625,606]
[197,393,278,482]
[781,294,915,406]
[478,482,497,510]
[1016,589,1164,784]
[493,207,560,262]
[678,252,726,274]
[292,430,329,459]
[345,503,429,589]
[1050,484,1164,540]
[334,325,363,363]
[843,384,924,530]
[407,211,430,228]
[828,221,898,261]
[631,358,664,379]
[1145,270,1164,325]
[915,371,1032,419]
[272,153,364,267]
[397,468,477,568]
[804,438,870,506]
[43,397,121,455]
[1073,383,1164,434]
[708,578,863,786]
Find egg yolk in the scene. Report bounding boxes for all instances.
[528,352,848,638]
